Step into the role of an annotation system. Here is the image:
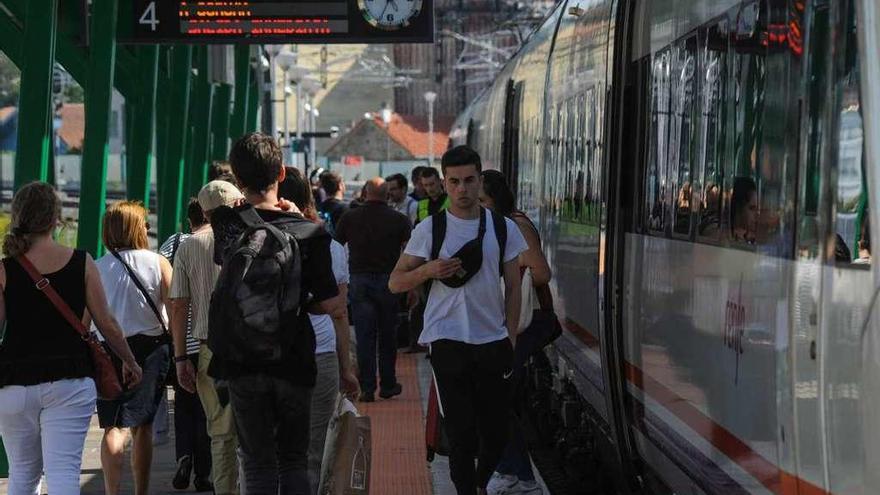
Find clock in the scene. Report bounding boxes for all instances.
[358,0,424,31]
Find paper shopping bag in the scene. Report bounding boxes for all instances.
[318,397,372,495]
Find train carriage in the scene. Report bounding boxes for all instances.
[452,0,880,493]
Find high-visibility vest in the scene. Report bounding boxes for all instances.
[417,195,450,222]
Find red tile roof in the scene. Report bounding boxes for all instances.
[57,104,84,152]
[371,113,453,159]
[0,106,16,122]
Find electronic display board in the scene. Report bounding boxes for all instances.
[119,1,434,44]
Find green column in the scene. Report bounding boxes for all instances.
[246,67,260,133]
[126,46,158,207]
[157,46,192,244]
[229,45,251,141]
[211,83,232,161]
[186,46,213,198]
[14,0,59,189]
[77,0,118,256]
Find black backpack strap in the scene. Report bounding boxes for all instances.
[237,205,266,228]
[110,250,168,335]
[490,209,507,275]
[426,211,447,294]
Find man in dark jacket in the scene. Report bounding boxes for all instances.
[336,177,412,402]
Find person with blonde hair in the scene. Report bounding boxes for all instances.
[94,200,173,495]
[0,182,142,495]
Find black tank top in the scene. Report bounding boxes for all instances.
[0,250,93,386]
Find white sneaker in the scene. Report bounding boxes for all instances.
[486,473,519,495]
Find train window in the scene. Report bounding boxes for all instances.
[646,48,673,232]
[696,22,728,239]
[671,36,698,237]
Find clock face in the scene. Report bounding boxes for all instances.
[358,0,423,31]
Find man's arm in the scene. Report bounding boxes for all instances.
[388,253,462,294]
[331,284,360,397]
[502,258,522,347]
[170,298,197,393]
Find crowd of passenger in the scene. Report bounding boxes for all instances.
[0,134,557,495]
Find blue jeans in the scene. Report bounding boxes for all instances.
[350,273,399,394]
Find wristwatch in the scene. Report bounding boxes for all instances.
[174,355,189,363]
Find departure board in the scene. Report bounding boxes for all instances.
[119,1,434,44]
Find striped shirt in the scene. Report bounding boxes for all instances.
[160,233,201,355]
[168,228,221,342]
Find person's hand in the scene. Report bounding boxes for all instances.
[232,197,247,208]
[122,360,143,387]
[406,290,420,309]
[277,198,301,213]
[340,367,361,399]
[176,359,197,394]
[422,258,463,280]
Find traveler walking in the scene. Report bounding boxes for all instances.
[170,180,244,495]
[94,201,173,495]
[336,177,411,402]
[160,198,213,492]
[387,173,418,224]
[416,167,450,224]
[0,182,142,495]
[390,146,527,495]
[317,171,348,237]
[279,166,360,493]
[210,133,344,494]
[480,170,552,495]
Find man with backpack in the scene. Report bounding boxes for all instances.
[209,133,344,493]
[389,145,528,495]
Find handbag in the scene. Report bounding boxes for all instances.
[318,396,372,495]
[15,255,123,400]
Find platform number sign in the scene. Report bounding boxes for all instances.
[139,2,159,32]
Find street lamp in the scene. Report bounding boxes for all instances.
[288,66,312,168]
[380,102,393,176]
[424,91,438,167]
[301,76,322,172]
[275,50,298,161]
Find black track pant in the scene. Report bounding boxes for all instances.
[431,338,513,494]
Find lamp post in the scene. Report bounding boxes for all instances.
[275,50,297,161]
[424,91,437,167]
[301,76,321,173]
[381,102,393,177]
[288,67,311,168]
[264,45,282,135]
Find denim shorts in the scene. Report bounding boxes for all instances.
[97,338,170,429]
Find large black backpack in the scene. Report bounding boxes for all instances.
[208,206,319,364]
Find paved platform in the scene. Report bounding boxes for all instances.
[0,351,547,495]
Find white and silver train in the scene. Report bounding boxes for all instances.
[451,0,880,493]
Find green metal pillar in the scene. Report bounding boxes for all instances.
[229,45,251,142]
[126,46,159,207]
[157,46,192,244]
[14,0,59,189]
[246,68,260,133]
[211,83,233,161]
[186,46,213,198]
[77,0,118,256]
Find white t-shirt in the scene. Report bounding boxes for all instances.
[93,249,168,339]
[310,240,349,354]
[404,209,528,345]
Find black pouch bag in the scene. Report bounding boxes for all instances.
[433,208,488,288]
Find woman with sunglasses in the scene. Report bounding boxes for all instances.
[93,200,173,495]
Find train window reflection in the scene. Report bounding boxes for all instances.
[672,37,697,236]
[697,23,727,239]
[646,49,672,232]
[731,177,758,244]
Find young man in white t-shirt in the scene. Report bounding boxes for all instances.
[390,145,528,495]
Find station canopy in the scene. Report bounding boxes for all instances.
[120,0,435,44]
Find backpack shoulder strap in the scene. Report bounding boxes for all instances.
[430,211,447,262]
[236,205,265,228]
[490,209,507,275]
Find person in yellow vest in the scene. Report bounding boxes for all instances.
[416,167,450,224]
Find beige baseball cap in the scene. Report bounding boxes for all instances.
[198,180,244,212]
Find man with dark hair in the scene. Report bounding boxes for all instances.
[336,177,411,402]
[390,145,527,495]
[409,166,427,201]
[416,167,450,224]
[209,132,345,493]
[387,173,417,223]
[318,171,348,236]
[208,161,236,185]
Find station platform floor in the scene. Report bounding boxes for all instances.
[0,351,548,495]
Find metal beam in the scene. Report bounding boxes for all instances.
[0,7,23,65]
[229,45,251,141]
[246,67,260,133]
[126,46,158,207]
[157,45,192,244]
[187,46,214,199]
[211,82,232,161]
[77,0,118,256]
[13,0,58,189]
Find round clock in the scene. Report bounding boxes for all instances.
[358,0,424,31]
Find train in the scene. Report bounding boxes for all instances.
[450,0,880,493]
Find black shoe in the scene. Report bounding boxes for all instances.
[193,476,214,493]
[359,391,375,403]
[379,383,403,399]
[172,455,192,490]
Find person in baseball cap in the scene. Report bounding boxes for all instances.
[197,180,244,214]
